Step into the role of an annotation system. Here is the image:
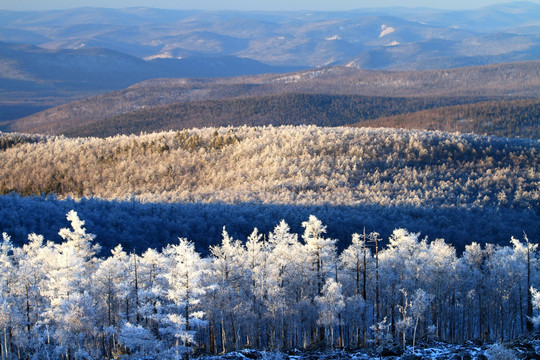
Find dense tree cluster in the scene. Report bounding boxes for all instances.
[0,212,538,360]
[61,94,490,138]
[0,193,538,257]
[0,133,41,151]
[0,126,538,210]
[359,98,540,139]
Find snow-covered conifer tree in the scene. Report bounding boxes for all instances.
[42,210,101,359]
[315,278,345,348]
[340,232,372,346]
[208,227,244,353]
[162,238,209,359]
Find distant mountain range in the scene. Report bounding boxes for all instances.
[2,3,540,68]
[0,41,299,122]
[1,3,540,126]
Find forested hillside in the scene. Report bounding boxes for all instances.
[0,211,539,359]
[1,126,537,208]
[356,98,540,139]
[0,126,537,252]
[8,61,540,136]
[62,94,491,138]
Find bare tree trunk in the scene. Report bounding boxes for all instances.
[220,318,226,354]
[133,252,140,325]
[525,233,534,332]
[500,303,504,342]
[209,320,216,355]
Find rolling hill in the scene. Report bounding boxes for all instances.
[354,98,540,139]
[2,3,540,123]
[58,94,493,138]
[0,126,537,250]
[6,61,540,137]
[0,41,300,123]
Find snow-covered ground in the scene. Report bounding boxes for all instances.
[198,339,540,359]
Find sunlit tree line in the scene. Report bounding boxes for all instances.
[0,211,538,360]
[1,126,538,210]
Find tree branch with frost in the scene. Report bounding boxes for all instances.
[531,287,540,326]
[409,288,434,352]
[315,278,345,348]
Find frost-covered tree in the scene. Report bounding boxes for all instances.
[11,233,50,357]
[515,234,538,332]
[396,289,412,349]
[380,229,426,339]
[340,232,372,345]
[0,210,538,357]
[208,227,244,353]
[531,287,540,326]
[488,245,521,341]
[267,220,304,349]
[457,242,487,340]
[302,216,335,295]
[409,288,434,351]
[302,215,337,343]
[315,278,345,348]
[242,228,270,348]
[118,322,157,357]
[138,247,168,339]
[92,245,132,357]
[41,210,101,359]
[425,238,456,341]
[162,238,209,359]
[0,233,15,360]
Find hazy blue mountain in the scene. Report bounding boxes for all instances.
[2,2,540,121]
[0,41,301,122]
[346,35,540,70]
[2,3,540,68]
[406,2,540,32]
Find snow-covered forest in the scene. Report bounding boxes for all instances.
[0,125,538,251]
[1,126,538,209]
[1,211,539,360]
[0,192,537,256]
[0,125,538,359]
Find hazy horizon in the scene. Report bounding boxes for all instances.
[2,0,540,11]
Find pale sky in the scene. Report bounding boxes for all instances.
[2,0,539,11]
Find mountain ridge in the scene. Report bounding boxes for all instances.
[2,4,540,68]
[2,3,540,127]
[6,61,540,137]
[0,40,302,122]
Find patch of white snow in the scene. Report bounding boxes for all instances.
[325,35,341,40]
[380,24,395,38]
[143,52,176,60]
